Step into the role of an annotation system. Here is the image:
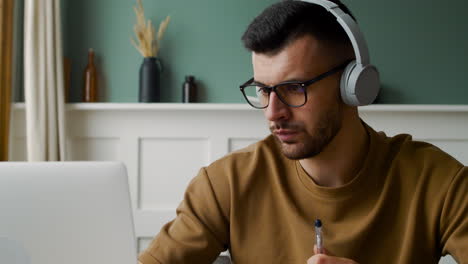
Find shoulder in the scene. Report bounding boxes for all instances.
[378,130,464,189]
[390,133,463,171]
[206,135,282,176]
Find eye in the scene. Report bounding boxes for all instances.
[256,86,270,96]
[281,84,304,94]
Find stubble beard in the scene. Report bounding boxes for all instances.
[271,106,343,160]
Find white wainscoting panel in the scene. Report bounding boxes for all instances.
[228,138,263,152]
[10,103,467,264]
[139,137,210,210]
[68,137,121,161]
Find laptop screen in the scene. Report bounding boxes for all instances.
[0,162,137,264]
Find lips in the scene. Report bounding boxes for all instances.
[274,130,299,142]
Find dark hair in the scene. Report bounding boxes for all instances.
[241,0,356,55]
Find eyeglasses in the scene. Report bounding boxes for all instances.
[239,61,350,109]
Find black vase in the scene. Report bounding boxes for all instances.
[139,57,162,102]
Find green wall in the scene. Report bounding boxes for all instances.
[344,0,468,104]
[62,0,277,103]
[17,0,468,104]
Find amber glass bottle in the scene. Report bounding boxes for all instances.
[83,49,98,102]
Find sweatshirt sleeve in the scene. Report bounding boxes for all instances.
[440,166,468,264]
[139,167,230,264]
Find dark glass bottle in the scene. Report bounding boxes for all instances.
[83,49,98,102]
[182,75,197,103]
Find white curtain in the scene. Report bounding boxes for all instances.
[23,0,66,161]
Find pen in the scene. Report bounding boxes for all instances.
[314,219,324,254]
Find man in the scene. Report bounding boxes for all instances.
[139,1,468,263]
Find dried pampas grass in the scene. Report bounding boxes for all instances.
[131,0,170,57]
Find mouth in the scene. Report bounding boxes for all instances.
[274,129,299,143]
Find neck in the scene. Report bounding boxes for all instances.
[298,109,369,188]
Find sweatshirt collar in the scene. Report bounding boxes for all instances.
[294,122,385,200]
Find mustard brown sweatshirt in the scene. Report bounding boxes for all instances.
[139,124,468,264]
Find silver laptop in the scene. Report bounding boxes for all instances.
[0,162,137,264]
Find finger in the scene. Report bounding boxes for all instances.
[313,244,329,255]
[307,254,330,264]
[307,254,358,264]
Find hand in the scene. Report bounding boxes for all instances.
[306,245,359,264]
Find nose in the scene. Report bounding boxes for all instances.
[264,92,291,122]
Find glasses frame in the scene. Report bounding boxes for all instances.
[239,60,351,109]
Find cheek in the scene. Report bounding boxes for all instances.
[293,107,322,132]
[306,77,342,108]
[297,90,342,131]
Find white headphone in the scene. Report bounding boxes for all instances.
[298,0,380,106]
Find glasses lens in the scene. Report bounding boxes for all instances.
[276,84,306,107]
[243,85,269,108]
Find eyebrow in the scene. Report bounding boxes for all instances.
[252,77,307,86]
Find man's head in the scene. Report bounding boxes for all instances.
[242,0,356,57]
[241,0,358,160]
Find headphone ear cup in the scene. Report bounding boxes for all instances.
[340,60,380,106]
[340,61,358,106]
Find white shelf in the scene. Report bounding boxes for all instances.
[13,103,252,111]
[12,102,468,112]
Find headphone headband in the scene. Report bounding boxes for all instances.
[297,0,370,66]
